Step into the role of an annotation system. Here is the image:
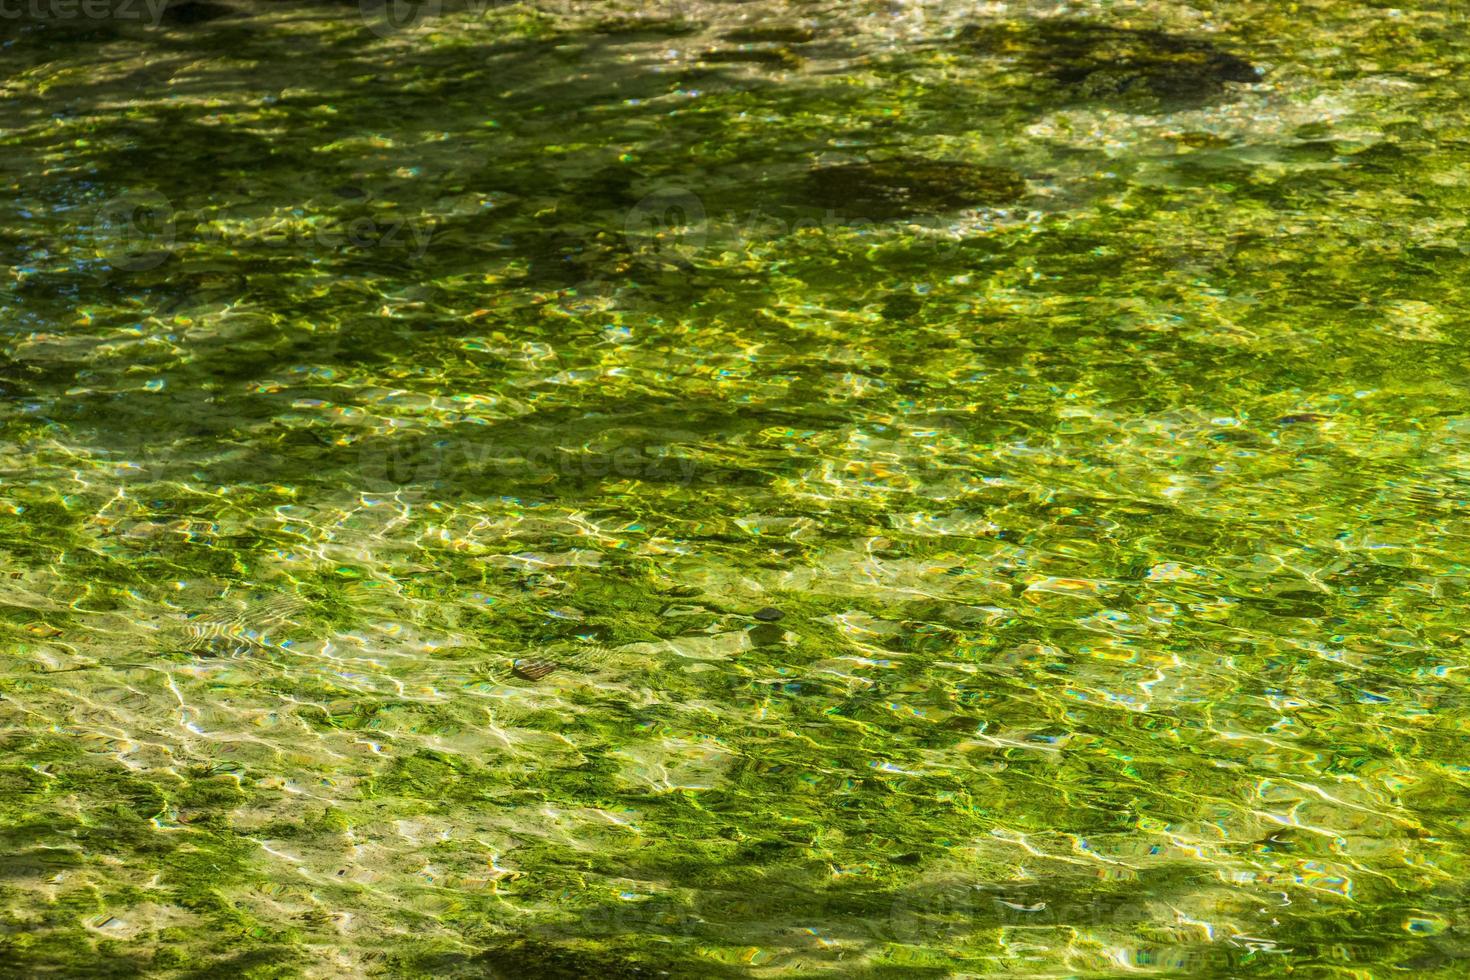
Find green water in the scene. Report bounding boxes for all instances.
[3,0,1469,975]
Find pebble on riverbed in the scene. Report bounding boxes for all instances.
[806,159,1027,219]
[722,26,816,45]
[160,0,238,25]
[513,658,559,681]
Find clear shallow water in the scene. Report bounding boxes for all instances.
[3,0,1470,975]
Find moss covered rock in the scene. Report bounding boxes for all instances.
[961,19,1261,107]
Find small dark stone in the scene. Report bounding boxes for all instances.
[721,26,816,44]
[515,230,596,288]
[880,294,923,321]
[807,158,1026,219]
[573,165,642,207]
[753,606,784,622]
[700,48,802,68]
[591,17,702,37]
[512,658,558,681]
[161,0,238,25]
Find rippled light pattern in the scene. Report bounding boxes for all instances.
[1,0,1467,975]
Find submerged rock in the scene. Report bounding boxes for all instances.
[880,293,923,321]
[590,16,702,38]
[513,658,558,681]
[807,158,1026,219]
[960,19,1261,107]
[699,47,803,69]
[721,26,816,44]
[160,0,238,25]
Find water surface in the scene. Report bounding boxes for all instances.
[2,1,1469,975]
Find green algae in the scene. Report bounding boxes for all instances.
[1,0,1469,976]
